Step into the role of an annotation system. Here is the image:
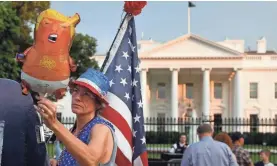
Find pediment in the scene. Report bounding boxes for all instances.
[139,34,242,58]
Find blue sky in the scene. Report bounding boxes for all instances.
[50,1,277,54]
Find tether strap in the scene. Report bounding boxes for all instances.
[0,121,5,165]
[30,91,40,105]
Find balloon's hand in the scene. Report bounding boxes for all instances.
[69,56,77,72]
[16,53,25,63]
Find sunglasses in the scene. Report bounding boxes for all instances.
[69,86,97,100]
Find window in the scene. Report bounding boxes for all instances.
[157,83,166,99]
[275,83,277,99]
[186,83,193,99]
[250,82,258,99]
[178,83,194,100]
[214,114,222,133]
[214,83,222,99]
[250,114,259,132]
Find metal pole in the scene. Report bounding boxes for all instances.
[188,7,191,34]
[100,13,128,72]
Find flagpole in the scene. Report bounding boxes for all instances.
[100,13,128,72]
[188,6,191,34]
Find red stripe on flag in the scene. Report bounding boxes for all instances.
[139,151,149,166]
[115,147,132,166]
[101,106,133,147]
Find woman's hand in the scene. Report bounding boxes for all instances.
[34,97,59,130]
[50,159,58,166]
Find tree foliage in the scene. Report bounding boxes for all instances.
[11,1,50,52]
[0,2,50,80]
[0,2,21,80]
[0,2,99,81]
[70,33,99,79]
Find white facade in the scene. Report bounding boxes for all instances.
[54,91,76,118]
[93,34,277,120]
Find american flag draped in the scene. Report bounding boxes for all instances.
[100,14,148,166]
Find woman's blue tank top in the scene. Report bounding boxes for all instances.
[57,116,115,166]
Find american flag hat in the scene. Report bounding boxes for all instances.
[70,68,110,105]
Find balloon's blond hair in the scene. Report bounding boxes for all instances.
[35,9,80,38]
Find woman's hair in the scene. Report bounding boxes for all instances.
[214,132,233,149]
[95,100,104,115]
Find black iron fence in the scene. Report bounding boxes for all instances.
[47,117,277,166]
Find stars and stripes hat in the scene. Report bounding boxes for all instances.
[70,68,110,105]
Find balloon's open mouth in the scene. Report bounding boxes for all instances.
[48,34,58,43]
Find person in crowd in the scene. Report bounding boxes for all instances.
[181,124,238,166]
[214,132,234,150]
[231,132,254,166]
[214,132,237,162]
[35,68,117,166]
[254,149,274,166]
[169,133,188,154]
[0,78,49,166]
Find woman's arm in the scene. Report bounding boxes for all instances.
[35,97,111,166]
[52,123,110,166]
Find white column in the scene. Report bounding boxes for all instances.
[202,68,211,121]
[140,68,149,118]
[233,68,243,118]
[228,75,233,119]
[170,68,179,120]
[189,110,199,144]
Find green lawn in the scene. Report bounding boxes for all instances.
[47,143,62,158]
[147,144,171,148]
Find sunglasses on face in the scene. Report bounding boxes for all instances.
[69,86,97,100]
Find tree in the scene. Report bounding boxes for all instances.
[70,33,99,79]
[0,2,50,80]
[0,2,21,80]
[11,2,50,52]
[0,2,99,80]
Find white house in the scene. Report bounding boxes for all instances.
[92,33,277,123]
[54,91,76,118]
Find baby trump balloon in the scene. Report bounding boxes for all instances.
[16,9,80,99]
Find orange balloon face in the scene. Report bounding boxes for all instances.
[35,18,72,53]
